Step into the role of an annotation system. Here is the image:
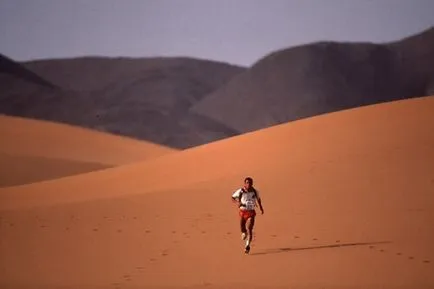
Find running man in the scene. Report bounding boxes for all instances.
[231,177,264,254]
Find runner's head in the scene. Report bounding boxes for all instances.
[244,177,253,189]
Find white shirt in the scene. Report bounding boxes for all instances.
[232,187,260,211]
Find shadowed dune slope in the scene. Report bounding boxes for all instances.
[0,115,177,165]
[0,115,176,165]
[0,152,108,188]
[0,96,433,288]
[191,27,434,133]
[0,115,176,187]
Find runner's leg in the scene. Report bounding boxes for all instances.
[247,216,255,246]
[240,213,247,239]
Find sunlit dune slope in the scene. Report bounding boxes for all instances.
[0,115,176,187]
[0,115,176,165]
[0,96,433,289]
[0,152,108,188]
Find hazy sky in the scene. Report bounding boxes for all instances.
[1,0,433,66]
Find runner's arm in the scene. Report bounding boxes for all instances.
[231,189,242,206]
[255,190,264,214]
[257,198,264,214]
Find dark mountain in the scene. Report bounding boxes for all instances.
[0,54,56,89]
[2,27,432,149]
[0,56,245,148]
[191,27,434,133]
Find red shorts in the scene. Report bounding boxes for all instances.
[239,209,256,220]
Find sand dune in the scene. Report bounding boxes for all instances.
[0,152,108,188]
[0,115,175,165]
[1,96,433,288]
[0,115,176,186]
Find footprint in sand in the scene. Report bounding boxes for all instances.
[93,228,99,232]
[369,246,375,249]
[312,238,318,241]
[271,234,277,238]
[123,274,131,281]
[294,236,300,239]
[117,229,123,233]
[408,256,414,260]
[161,250,169,257]
[396,252,402,256]
[423,260,430,264]
[40,225,47,228]
[145,230,151,234]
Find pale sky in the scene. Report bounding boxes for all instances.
[0,0,433,66]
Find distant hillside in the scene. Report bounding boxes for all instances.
[2,27,433,149]
[0,54,56,88]
[191,27,434,132]
[0,56,245,148]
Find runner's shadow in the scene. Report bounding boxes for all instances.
[250,241,392,256]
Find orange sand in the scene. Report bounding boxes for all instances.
[0,96,433,289]
[0,115,176,186]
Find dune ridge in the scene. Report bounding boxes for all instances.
[1,95,432,209]
[0,96,433,288]
[0,114,176,165]
[0,152,109,188]
[0,115,176,187]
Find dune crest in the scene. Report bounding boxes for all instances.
[0,152,109,188]
[0,115,176,187]
[0,115,176,165]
